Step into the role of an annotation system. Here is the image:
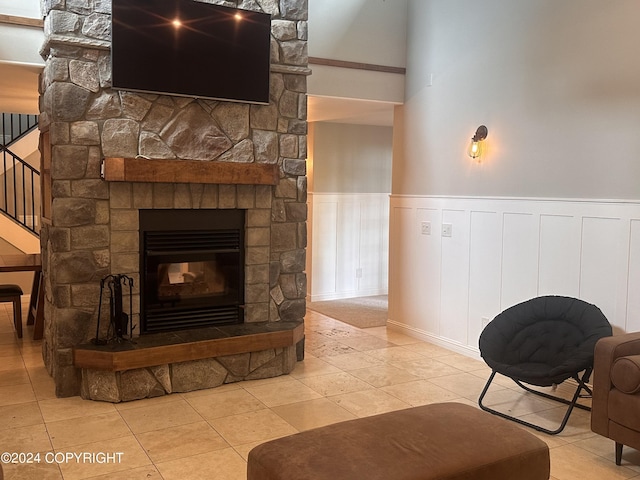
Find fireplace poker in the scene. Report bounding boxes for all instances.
[92,274,135,345]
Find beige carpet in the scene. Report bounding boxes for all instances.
[307,295,388,328]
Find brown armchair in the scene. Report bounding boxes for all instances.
[592,332,640,465]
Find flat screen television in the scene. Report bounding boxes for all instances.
[111,0,271,104]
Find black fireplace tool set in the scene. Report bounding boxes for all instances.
[92,274,136,345]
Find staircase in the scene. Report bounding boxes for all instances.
[0,113,40,253]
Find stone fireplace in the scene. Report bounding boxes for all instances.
[38,0,309,399]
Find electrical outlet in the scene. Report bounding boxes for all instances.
[356,268,363,278]
[421,221,431,235]
[442,223,452,237]
[481,317,491,328]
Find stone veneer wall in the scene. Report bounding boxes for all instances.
[38,0,309,397]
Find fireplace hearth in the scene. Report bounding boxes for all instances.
[140,209,245,333]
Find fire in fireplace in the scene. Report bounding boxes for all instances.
[139,209,245,333]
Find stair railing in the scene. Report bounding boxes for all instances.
[1,113,38,146]
[0,114,40,235]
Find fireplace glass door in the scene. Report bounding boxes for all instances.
[140,209,245,333]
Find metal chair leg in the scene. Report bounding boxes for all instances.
[478,369,592,435]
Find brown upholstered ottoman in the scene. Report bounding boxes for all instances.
[247,402,549,480]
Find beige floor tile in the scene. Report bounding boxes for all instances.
[0,366,30,387]
[136,421,229,463]
[479,386,559,417]
[235,374,292,389]
[209,409,297,446]
[0,401,44,430]
[436,353,487,371]
[336,334,394,351]
[313,325,370,339]
[573,433,622,461]
[180,381,242,399]
[549,443,638,480]
[429,371,505,398]
[21,351,46,368]
[304,338,358,357]
[271,397,356,431]
[119,398,203,434]
[321,351,385,371]
[55,435,151,480]
[46,412,132,449]
[288,355,342,379]
[0,342,21,357]
[381,379,461,406]
[517,406,595,441]
[402,341,457,357]
[155,447,246,480]
[469,368,519,388]
[233,441,262,461]
[31,378,57,401]
[621,448,640,473]
[366,328,421,345]
[0,457,63,480]
[348,364,421,388]
[186,388,266,420]
[0,332,18,345]
[0,355,25,372]
[0,382,35,406]
[330,388,411,417]
[0,423,52,452]
[299,371,374,397]
[113,392,185,411]
[38,396,117,423]
[391,357,465,379]
[25,365,53,383]
[244,378,322,407]
[364,345,427,363]
[79,465,163,479]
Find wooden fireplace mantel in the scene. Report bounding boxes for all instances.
[102,157,280,185]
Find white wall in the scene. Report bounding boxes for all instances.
[308,0,407,103]
[394,0,640,199]
[389,0,640,349]
[0,0,41,18]
[308,0,407,68]
[312,122,392,193]
[308,122,392,301]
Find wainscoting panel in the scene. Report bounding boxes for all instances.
[440,209,469,344]
[501,212,539,310]
[389,196,640,355]
[335,200,360,295]
[310,199,338,296]
[468,211,501,346]
[580,217,627,331]
[309,193,389,302]
[538,214,581,298]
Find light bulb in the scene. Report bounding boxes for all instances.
[468,140,483,159]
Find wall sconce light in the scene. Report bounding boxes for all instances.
[467,125,488,160]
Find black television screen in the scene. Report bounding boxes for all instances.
[111,0,271,104]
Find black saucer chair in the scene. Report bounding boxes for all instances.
[478,296,612,435]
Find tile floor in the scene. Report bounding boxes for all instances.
[1,302,639,479]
